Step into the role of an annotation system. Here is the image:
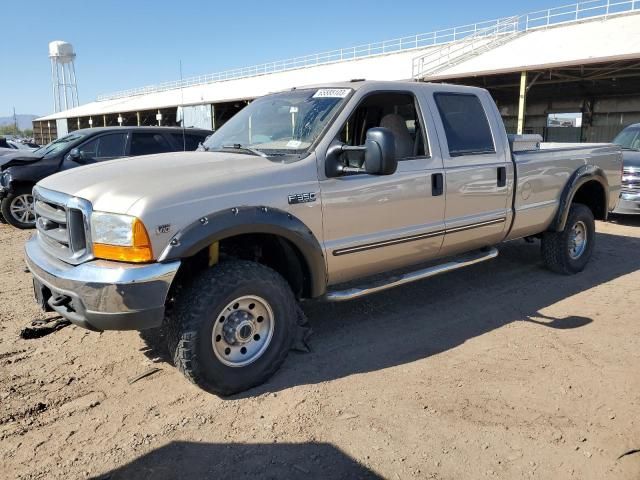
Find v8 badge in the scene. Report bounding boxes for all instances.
[156,224,171,234]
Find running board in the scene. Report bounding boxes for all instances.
[324,247,499,302]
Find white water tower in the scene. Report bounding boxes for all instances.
[49,41,79,112]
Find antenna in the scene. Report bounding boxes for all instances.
[179,60,186,151]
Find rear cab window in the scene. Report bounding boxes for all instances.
[433,93,495,157]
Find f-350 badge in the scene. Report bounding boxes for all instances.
[288,192,317,205]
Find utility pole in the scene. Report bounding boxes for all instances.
[13,107,18,135]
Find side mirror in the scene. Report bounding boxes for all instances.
[68,148,82,162]
[325,127,397,177]
[363,127,397,175]
[68,148,92,164]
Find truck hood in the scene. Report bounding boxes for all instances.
[37,151,283,214]
[622,149,640,168]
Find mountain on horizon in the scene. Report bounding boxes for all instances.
[0,114,40,131]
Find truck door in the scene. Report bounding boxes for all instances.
[319,90,446,285]
[429,90,511,255]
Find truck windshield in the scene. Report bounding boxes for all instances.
[34,133,85,158]
[613,127,640,151]
[203,88,352,156]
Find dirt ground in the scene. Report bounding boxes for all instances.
[1,218,639,480]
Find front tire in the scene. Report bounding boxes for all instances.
[167,260,297,396]
[1,186,36,229]
[541,203,595,275]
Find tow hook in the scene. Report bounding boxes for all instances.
[49,295,71,308]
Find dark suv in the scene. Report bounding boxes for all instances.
[0,126,212,228]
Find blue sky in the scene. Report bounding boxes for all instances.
[0,0,563,117]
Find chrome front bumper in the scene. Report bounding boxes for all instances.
[613,192,640,215]
[25,235,180,331]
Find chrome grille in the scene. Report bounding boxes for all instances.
[34,186,93,265]
[622,167,640,195]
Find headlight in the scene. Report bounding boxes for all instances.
[91,212,153,263]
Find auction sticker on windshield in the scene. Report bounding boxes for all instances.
[313,88,351,98]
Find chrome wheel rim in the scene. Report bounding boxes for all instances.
[9,194,35,225]
[568,220,587,259]
[212,295,274,368]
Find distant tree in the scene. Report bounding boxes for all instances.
[0,125,19,136]
[0,125,32,137]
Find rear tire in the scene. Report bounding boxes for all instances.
[541,203,595,275]
[1,186,36,229]
[167,260,297,396]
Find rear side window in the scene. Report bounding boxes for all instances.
[130,133,172,156]
[434,93,495,157]
[170,133,206,151]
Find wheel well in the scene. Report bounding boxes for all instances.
[572,180,607,221]
[172,233,312,300]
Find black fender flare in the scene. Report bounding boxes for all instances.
[552,165,609,232]
[159,206,327,298]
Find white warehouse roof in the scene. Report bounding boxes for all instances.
[37,2,640,122]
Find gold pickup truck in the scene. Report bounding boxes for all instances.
[24,81,622,395]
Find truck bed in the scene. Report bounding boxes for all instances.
[506,143,622,241]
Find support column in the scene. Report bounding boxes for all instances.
[103,115,107,127]
[61,63,69,111]
[77,117,80,130]
[517,71,527,135]
[136,111,141,126]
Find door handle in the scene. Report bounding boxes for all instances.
[431,173,444,196]
[497,167,507,187]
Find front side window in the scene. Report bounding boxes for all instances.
[96,133,127,158]
[75,133,127,161]
[338,92,428,160]
[130,133,171,156]
[203,88,351,156]
[77,137,99,159]
[434,93,495,157]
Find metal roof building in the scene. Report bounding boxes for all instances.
[34,0,640,145]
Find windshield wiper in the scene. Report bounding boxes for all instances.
[221,144,267,158]
[620,146,640,152]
